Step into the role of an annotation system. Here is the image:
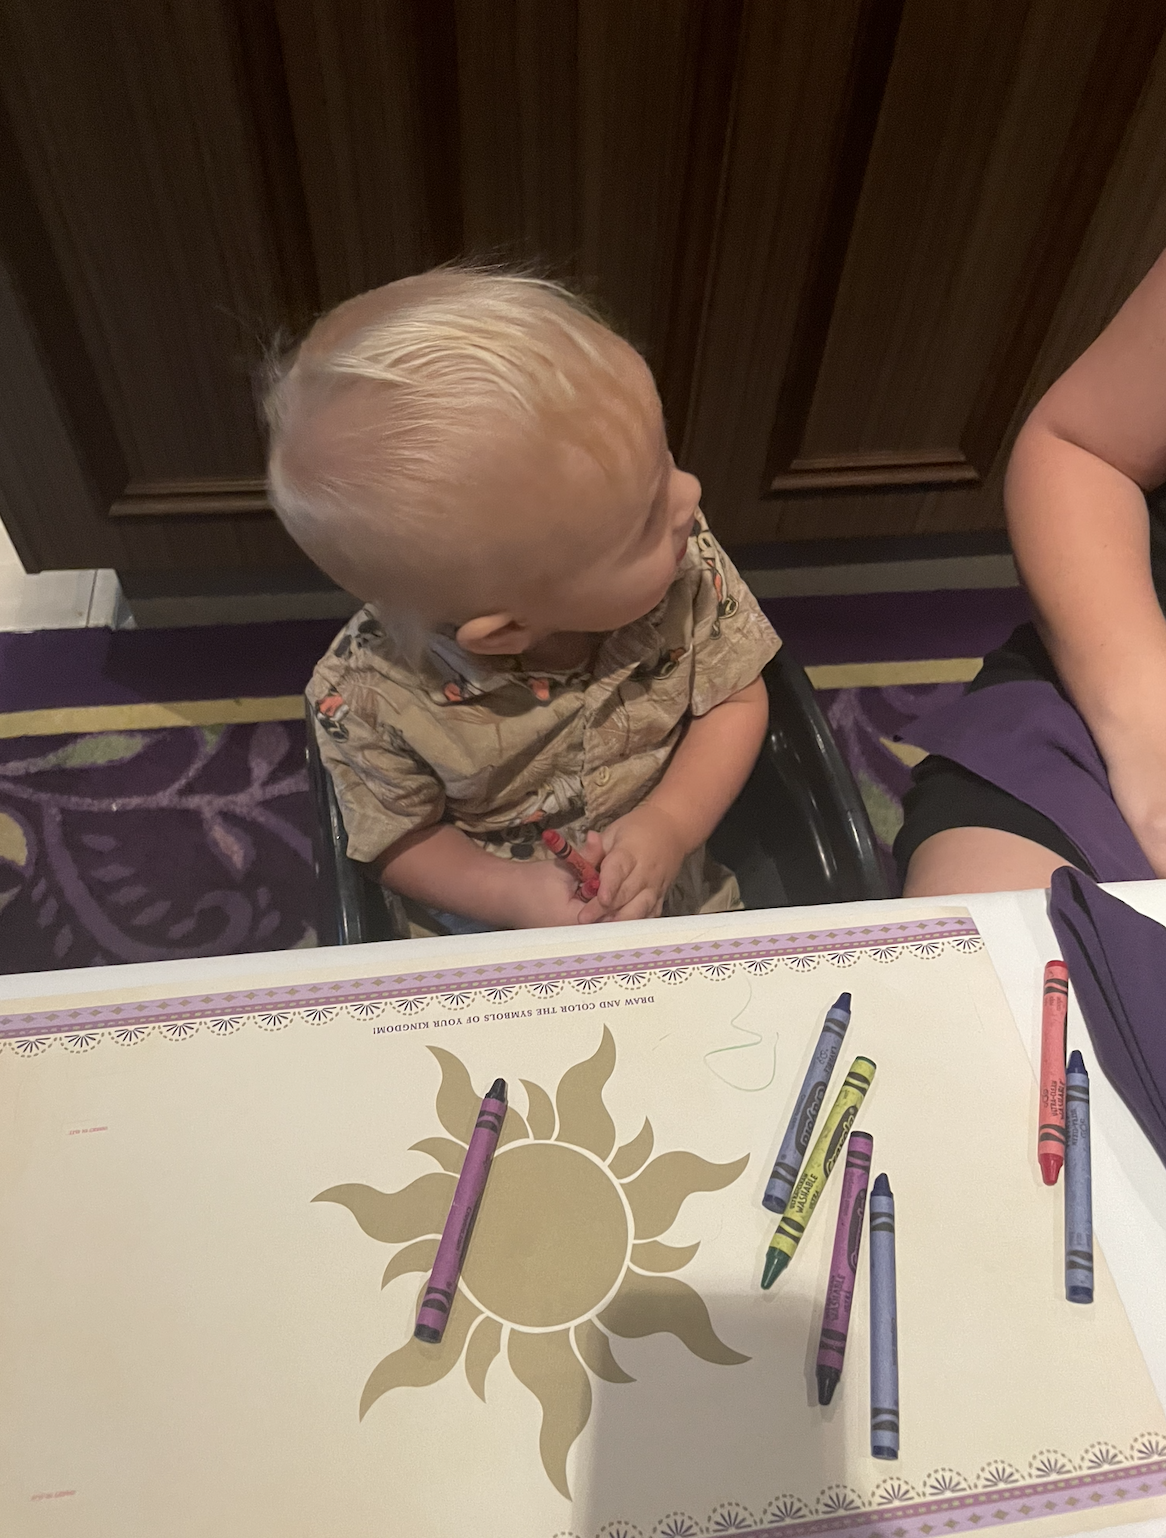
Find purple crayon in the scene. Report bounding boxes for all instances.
[816,1131,873,1405]
[415,1077,507,1343]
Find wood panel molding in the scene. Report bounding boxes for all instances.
[111,479,271,518]
[771,450,979,494]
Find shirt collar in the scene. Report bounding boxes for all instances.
[422,605,666,705]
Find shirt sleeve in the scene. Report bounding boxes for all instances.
[688,513,781,716]
[306,668,446,865]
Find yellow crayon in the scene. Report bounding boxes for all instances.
[761,1056,876,1287]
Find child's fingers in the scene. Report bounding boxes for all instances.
[601,888,660,923]
[578,833,605,898]
[574,889,610,925]
[580,830,606,867]
[596,848,637,909]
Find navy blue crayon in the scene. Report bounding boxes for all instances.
[1065,1050,1093,1305]
[763,993,851,1212]
[869,1172,899,1460]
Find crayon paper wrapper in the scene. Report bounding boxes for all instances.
[1,907,1163,1538]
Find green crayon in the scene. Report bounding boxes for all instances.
[761,1056,876,1288]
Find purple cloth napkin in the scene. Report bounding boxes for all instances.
[901,679,1155,882]
[1048,866,1166,1167]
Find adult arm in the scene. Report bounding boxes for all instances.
[1006,247,1166,873]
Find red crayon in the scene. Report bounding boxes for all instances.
[1038,960,1069,1185]
[541,828,601,899]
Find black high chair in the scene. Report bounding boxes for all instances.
[305,646,889,945]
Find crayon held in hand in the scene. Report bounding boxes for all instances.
[541,828,601,898]
[1038,961,1069,1185]
[761,1055,875,1287]
[816,1130,873,1405]
[869,1172,899,1460]
[415,1077,507,1343]
[1064,1050,1093,1304]
[763,992,852,1213]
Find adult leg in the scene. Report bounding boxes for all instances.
[903,826,1075,897]
[895,756,1088,897]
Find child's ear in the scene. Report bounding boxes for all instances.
[456,612,535,657]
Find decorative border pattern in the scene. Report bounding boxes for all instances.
[0,917,980,1052]
[570,1436,1166,1538]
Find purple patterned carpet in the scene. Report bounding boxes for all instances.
[817,681,965,886]
[0,592,1030,974]
[0,721,315,972]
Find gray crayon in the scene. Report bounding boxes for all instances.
[763,992,851,1212]
[1064,1050,1093,1305]
[869,1171,899,1460]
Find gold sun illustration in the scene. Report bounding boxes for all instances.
[314,1027,750,1497]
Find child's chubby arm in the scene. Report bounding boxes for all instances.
[1007,247,1166,874]
[578,674,769,924]
[373,823,601,929]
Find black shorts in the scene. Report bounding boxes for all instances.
[891,623,1091,887]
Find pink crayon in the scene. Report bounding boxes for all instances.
[815,1130,873,1405]
[415,1078,507,1343]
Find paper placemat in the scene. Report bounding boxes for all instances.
[1,911,1163,1537]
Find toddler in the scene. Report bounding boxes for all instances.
[264,268,779,931]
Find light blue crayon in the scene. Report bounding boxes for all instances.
[763,992,851,1212]
[1065,1050,1093,1305]
[869,1172,899,1460]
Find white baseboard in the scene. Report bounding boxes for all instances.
[0,568,130,631]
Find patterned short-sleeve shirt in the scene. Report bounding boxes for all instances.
[307,510,780,915]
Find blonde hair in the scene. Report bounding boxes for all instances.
[262,266,655,636]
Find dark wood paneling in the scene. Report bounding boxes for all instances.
[3,0,1166,574]
[0,2,283,477]
[574,0,729,419]
[0,0,316,570]
[963,0,1166,473]
[787,0,1040,484]
[0,249,106,573]
[274,0,463,303]
[688,0,1166,545]
[453,0,580,266]
[652,2,745,452]
[452,0,744,449]
[228,0,322,336]
[0,85,124,560]
[682,0,879,524]
[763,0,906,491]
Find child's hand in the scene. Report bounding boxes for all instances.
[498,852,595,929]
[577,807,686,924]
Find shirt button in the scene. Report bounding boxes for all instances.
[594,765,611,786]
